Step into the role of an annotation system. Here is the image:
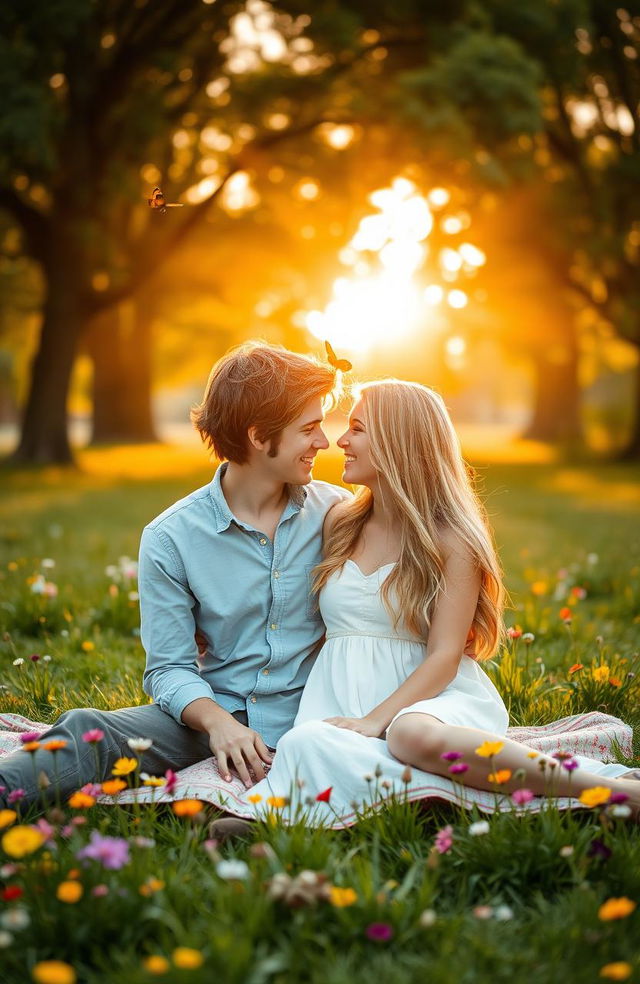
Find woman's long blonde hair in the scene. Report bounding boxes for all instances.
[314,380,504,659]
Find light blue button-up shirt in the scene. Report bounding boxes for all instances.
[139,464,350,747]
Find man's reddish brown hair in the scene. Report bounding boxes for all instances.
[191,341,337,463]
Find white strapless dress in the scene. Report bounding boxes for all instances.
[238,561,629,824]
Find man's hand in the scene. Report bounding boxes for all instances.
[209,717,273,788]
[323,715,383,738]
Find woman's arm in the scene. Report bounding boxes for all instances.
[325,530,481,737]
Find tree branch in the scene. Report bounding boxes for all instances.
[0,187,49,264]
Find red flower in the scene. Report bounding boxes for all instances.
[1,885,23,901]
[559,607,572,623]
[568,663,583,675]
[316,787,332,803]
[507,626,522,640]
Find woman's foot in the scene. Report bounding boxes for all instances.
[621,769,640,780]
[208,816,255,843]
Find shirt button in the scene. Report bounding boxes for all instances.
[263,669,269,676]
[259,538,267,546]
[273,571,280,579]
[270,623,277,630]
[250,696,257,703]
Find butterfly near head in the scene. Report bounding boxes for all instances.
[325,340,352,373]
[147,186,184,214]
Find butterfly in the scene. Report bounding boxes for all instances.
[325,340,352,373]
[147,186,184,213]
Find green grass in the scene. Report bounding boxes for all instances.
[0,449,639,984]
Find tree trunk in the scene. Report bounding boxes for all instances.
[524,339,581,444]
[618,355,640,460]
[11,252,85,465]
[87,301,157,444]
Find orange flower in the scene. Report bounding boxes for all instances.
[0,809,17,829]
[139,877,165,896]
[42,740,67,752]
[57,880,83,903]
[559,607,572,622]
[247,793,262,804]
[487,769,512,785]
[101,779,127,795]
[111,757,137,776]
[599,962,633,980]
[329,886,358,907]
[609,677,622,688]
[598,897,637,922]
[21,741,41,752]
[530,581,548,596]
[172,799,204,817]
[568,663,583,674]
[579,786,612,808]
[142,955,170,975]
[32,960,77,984]
[68,791,96,809]
[172,948,204,970]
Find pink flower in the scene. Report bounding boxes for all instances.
[19,732,42,744]
[448,763,469,775]
[80,782,103,797]
[561,758,579,772]
[91,884,109,897]
[81,729,105,744]
[365,923,394,942]
[164,769,178,795]
[511,788,535,805]
[34,818,56,843]
[7,789,25,804]
[440,751,462,762]
[507,627,522,640]
[76,831,130,870]
[434,824,454,854]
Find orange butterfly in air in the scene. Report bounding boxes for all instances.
[147,186,184,214]
[325,340,352,373]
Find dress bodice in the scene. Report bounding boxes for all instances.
[318,559,421,643]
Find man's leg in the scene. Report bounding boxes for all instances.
[0,703,215,810]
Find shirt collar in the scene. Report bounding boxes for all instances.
[209,463,307,534]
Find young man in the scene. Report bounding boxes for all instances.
[0,343,350,809]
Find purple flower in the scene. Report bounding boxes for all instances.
[511,788,535,806]
[561,758,579,772]
[440,751,463,762]
[165,769,178,795]
[366,923,394,942]
[76,831,131,870]
[587,838,612,860]
[19,732,42,744]
[7,789,26,804]
[448,762,469,775]
[609,792,629,804]
[434,824,454,854]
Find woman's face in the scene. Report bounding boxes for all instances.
[337,399,377,486]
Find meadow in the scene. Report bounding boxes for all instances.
[0,446,639,984]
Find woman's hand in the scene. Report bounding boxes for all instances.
[323,715,384,738]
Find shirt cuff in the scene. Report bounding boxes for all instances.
[167,682,218,725]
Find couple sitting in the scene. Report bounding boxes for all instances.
[0,342,636,825]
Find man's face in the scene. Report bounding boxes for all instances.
[263,396,329,485]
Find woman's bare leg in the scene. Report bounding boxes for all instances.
[386,713,640,807]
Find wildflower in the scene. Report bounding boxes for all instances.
[1,826,45,858]
[172,948,204,969]
[507,626,522,640]
[588,839,613,860]
[81,641,95,652]
[473,905,493,919]
[559,846,574,857]
[434,824,453,854]
[316,787,332,803]
[215,859,249,881]
[475,741,504,758]
[366,922,394,942]
[530,581,547,596]
[468,820,490,836]
[126,737,153,753]
[41,559,55,569]
[598,897,636,921]
[56,881,83,903]
[100,779,127,795]
[568,663,583,674]
[68,791,96,809]
[401,765,412,784]
[329,886,358,907]
[21,742,41,753]
[141,775,165,787]
[0,930,13,947]
[143,955,170,975]
[562,758,579,772]
[522,633,535,644]
[8,789,26,803]
[164,769,178,795]
[609,804,632,819]
[610,792,629,804]
[1,885,23,901]
[559,607,572,623]
[579,787,612,808]
[19,732,42,744]
[42,655,52,663]
[609,677,622,688]
[42,740,67,752]
[0,907,30,930]
[31,960,77,984]
[570,586,587,600]
[487,769,512,785]
[133,836,156,849]
[91,884,109,897]
[12,658,24,666]
[139,877,165,896]
[247,793,262,804]
[418,908,437,927]
[81,729,105,744]
[526,751,539,759]
[593,665,610,683]
[266,796,287,808]
[0,810,17,829]
[599,963,632,981]
[172,799,204,817]
[111,757,137,776]
[441,751,463,762]
[494,904,514,921]
[449,762,469,775]
[512,788,535,805]
[76,831,130,870]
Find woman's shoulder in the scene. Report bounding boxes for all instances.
[323,497,353,537]
[435,525,474,564]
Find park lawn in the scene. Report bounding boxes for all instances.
[0,447,639,984]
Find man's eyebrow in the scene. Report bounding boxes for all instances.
[300,417,324,428]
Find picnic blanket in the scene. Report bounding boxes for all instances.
[0,711,634,829]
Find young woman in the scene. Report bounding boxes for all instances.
[237,379,638,822]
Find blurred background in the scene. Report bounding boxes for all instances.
[1,0,639,467]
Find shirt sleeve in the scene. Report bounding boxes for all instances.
[139,525,218,724]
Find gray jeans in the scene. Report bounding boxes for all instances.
[0,703,249,810]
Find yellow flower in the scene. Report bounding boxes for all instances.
[172,799,204,817]
[530,581,548,596]
[142,776,165,787]
[526,752,539,759]
[139,877,165,896]
[56,880,83,903]
[143,955,170,975]
[0,809,17,829]
[579,787,612,808]
[2,825,45,858]
[81,641,95,652]
[598,897,637,922]
[101,779,127,795]
[68,791,96,809]
[592,665,610,683]
[32,961,76,984]
[266,796,287,808]
[487,769,512,785]
[475,741,504,758]
[111,757,138,776]
[599,963,633,981]
[329,886,358,907]
[172,947,204,969]
[247,793,262,803]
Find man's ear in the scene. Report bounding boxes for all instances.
[247,426,269,453]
